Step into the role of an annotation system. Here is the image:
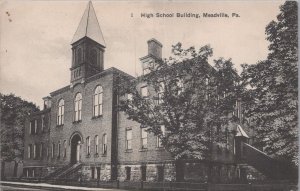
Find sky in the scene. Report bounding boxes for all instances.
[0,0,283,108]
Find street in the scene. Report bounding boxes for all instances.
[0,185,51,191]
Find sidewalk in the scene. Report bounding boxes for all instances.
[0,181,125,191]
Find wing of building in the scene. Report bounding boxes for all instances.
[24,1,293,183]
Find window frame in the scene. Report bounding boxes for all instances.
[141,128,148,149]
[74,93,82,122]
[57,99,64,126]
[125,128,132,150]
[95,135,99,155]
[28,144,32,159]
[63,140,67,158]
[102,134,107,155]
[86,136,90,155]
[93,86,103,117]
[157,125,165,148]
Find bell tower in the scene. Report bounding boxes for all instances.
[70,1,106,85]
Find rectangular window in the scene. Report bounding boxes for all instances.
[102,134,107,155]
[52,143,55,158]
[125,167,131,181]
[126,129,132,150]
[33,144,36,159]
[141,86,148,98]
[34,120,37,134]
[63,140,67,158]
[39,143,43,159]
[29,122,32,134]
[41,116,45,132]
[157,166,164,182]
[91,167,95,179]
[225,128,229,149]
[28,145,31,159]
[86,137,90,155]
[157,125,165,148]
[141,166,147,181]
[95,136,99,154]
[58,142,61,158]
[96,167,101,180]
[94,94,99,117]
[158,82,165,104]
[141,128,147,149]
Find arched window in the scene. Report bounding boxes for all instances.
[86,136,90,155]
[57,99,64,125]
[95,135,99,155]
[90,49,98,66]
[74,93,82,121]
[102,134,107,155]
[63,140,67,158]
[33,144,37,159]
[58,141,61,158]
[28,144,32,159]
[77,48,82,64]
[52,143,55,158]
[93,86,103,117]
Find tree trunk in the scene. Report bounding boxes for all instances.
[1,161,5,180]
[13,161,18,177]
[175,159,184,182]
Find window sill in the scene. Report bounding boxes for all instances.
[94,153,99,158]
[91,115,103,120]
[73,120,82,124]
[101,153,107,157]
[86,154,91,158]
[125,149,133,153]
[56,124,64,128]
[155,147,165,151]
[139,148,148,152]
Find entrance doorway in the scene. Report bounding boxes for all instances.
[70,134,82,164]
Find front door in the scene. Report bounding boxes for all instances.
[70,134,81,164]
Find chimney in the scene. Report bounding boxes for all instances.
[43,96,52,110]
[147,38,162,59]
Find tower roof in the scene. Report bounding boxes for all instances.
[71,1,106,46]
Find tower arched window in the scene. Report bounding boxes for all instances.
[57,99,64,125]
[74,93,82,122]
[90,49,98,66]
[93,86,103,117]
[102,134,107,155]
[77,48,82,64]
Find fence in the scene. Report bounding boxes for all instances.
[4,177,298,191]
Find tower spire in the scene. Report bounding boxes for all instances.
[71,1,106,47]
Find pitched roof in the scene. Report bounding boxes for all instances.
[71,1,106,46]
[236,125,249,138]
